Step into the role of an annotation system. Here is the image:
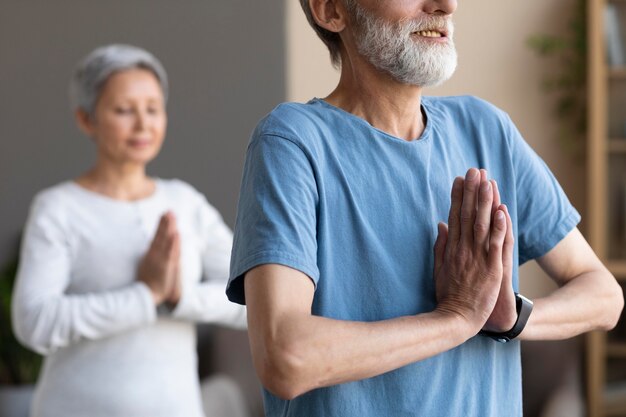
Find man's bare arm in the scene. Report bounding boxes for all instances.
[244,168,507,400]
[520,227,623,340]
[245,264,474,399]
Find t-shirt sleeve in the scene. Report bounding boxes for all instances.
[227,134,319,305]
[506,116,581,264]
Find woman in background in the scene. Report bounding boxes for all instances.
[11,44,246,417]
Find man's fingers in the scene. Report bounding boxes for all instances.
[474,179,493,247]
[501,204,514,281]
[433,222,448,279]
[490,179,500,214]
[447,177,464,246]
[480,169,498,215]
[487,210,507,269]
[460,168,480,245]
[502,204,513,244]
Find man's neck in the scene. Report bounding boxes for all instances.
[324,58,425,142]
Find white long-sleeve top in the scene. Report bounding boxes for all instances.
[12,179,247,417]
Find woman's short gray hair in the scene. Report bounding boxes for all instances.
[299,0,355,68]
[69,44,168,116]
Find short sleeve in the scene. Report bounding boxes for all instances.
[227,134,319,305]
[507,118,581,264]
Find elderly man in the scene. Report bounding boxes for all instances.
[226,1,624,416]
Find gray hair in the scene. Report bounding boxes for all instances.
[69,44,168,116]
[299,0,355,68]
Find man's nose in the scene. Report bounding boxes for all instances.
[423,0,457,16]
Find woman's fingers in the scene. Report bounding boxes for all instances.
[151,212,170,252]
[152,212,179,255]
[137,212,181,305]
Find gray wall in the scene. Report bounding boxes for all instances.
[0,1,285,415]
[0,1,285,257]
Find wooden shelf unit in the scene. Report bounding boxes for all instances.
[607,342,626,358]
[609,66,626,79]
[607,260,626,277]
[588,0,626,416]
[608,139,626,152]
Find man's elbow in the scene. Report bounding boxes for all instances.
[600,281,624,331]
[261,374,306,401]
[255,340,314,400]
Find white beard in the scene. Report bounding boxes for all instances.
[352,5,458,87]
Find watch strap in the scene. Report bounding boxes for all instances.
[479,293,533,343]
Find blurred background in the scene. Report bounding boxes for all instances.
[0,1,598,416]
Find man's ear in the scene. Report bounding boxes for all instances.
[308,0,348,33]
[75,109,95,137]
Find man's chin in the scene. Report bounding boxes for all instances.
[418,67,457,88]
[389,45,458,87]
[394,63,457,88]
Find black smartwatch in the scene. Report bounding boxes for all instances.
[479,293,533,343]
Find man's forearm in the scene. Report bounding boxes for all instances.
[249,305,472,400]
[518,228,623,341]
[243,260,506,400]
[520,270,622,340]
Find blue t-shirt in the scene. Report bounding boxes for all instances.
[227,96,580,417]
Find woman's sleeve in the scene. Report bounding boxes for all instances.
[11,194,157,355]
[171,195,246,329]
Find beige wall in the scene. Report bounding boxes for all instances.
[286,0,584,298]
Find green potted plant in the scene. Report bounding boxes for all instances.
[0,249,42,417]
